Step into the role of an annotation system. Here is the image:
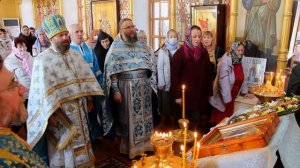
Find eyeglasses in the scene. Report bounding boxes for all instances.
[0,70,20,93]
[122,25,136,30]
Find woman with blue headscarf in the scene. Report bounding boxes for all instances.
[210,41,254,124]
[32,28,51,57]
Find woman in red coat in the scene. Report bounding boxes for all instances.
[171,25,213,133]
[210,41,254,124]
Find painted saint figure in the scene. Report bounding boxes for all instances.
[243,0,281,53]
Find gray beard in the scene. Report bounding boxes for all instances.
[11,100,28,126]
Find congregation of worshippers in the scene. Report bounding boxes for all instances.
[1,0,300,167]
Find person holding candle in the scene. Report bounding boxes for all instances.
[210,41,254,125]
[171,25,213,133]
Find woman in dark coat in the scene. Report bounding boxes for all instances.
[171,25,213,133]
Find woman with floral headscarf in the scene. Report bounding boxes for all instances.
[210,41,254,124]
[171,25,213,133]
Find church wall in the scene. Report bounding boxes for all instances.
[0,0,20,26]
[20,0,78,29]
[62,0,78,28]
[176,0,284,52]
[21,0,34,27]
[133,0,149,41]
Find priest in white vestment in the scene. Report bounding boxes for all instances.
[27,14,104,167]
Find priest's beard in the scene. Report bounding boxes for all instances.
[0,99,28,127]
[12,101,28,126]
[53,39,70,53]
[122,33,138,44]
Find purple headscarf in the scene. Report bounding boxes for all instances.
[183,26,202,61]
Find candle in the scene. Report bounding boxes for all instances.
[181,145,185,168]
[194,142,200,168]
[182,85,186,119]
[278,81,282,91]
[192,132,198,161]
[183,122,187,168]
[275,69,283,89]
[132,160,138,168]
[271,72,274,85]
[281,75,286,91]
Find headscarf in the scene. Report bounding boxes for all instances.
[183,27,202,61]
[34,28,51,49]
[230,41,245,64]
[137,29,147,46]
[94,30,114,72]
[12,45,33,77]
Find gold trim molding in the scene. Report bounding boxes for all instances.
[170,0,176,29]
[227,0,237,50]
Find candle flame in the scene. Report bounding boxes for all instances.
[183,122,187,128]
[182,85,186,90]
[194,132,197,138]
[197,142,200,148]
[181,145,184,151]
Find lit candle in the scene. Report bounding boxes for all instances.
[181,145,185,168]
[182,85,186,119]
[271,72,274,84]
[132,160,138,168]
[278,81,281,91]
[192,132,198,161]
[282,75,286,91]
[275,69,282,88]
[194,142,200,168]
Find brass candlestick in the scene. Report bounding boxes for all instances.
[171,119,194,143]
[132,132,191,168]
[250,71,286,102]
[151,132,174,161]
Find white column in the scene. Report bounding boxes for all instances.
[21,0,34,27]
[133,0,149,40]
[62,0,78,27]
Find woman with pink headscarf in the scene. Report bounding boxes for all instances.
[4,37,33,105]
[171,25,213,134]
